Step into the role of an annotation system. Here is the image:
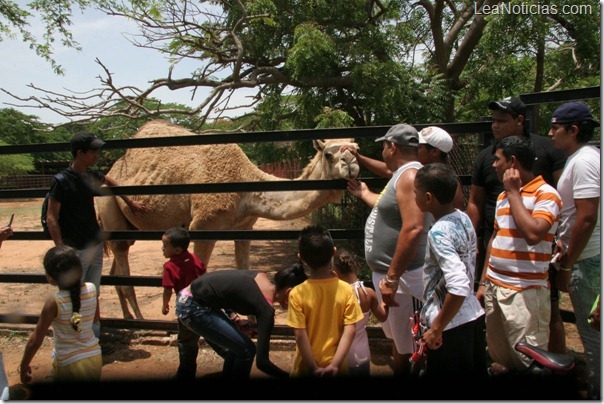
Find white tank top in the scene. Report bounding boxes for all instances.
[347,281,371,368]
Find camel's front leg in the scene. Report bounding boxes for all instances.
[234,217,258,270]
[234,241,251,269]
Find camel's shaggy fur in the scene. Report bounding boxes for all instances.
[96,119,360,319]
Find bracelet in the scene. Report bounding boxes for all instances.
[560,267,573,272]
[384,275,399,287]
[478,282,486,287]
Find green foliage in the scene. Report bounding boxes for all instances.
[456,0,600,125]
[0,108,73,166]
[0,0,90,74]
[0,140,35,177]
[287,23,339,81]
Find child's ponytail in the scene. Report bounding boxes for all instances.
[69,285,82,332]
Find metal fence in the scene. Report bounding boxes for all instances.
[0,86,599,331]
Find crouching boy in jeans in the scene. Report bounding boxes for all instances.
[413,163,487,378]
[161,227,207,380]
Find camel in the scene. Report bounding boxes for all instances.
[96,119,360,319]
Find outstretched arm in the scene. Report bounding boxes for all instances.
[347,179,379,207]
[20,297,57,384]
[340,145,392,178]
[103,175,148,215]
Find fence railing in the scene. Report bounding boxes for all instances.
[0,86,599,330]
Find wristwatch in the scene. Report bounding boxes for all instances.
[384,274,399,287]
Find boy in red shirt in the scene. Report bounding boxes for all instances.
[161,227,207,380]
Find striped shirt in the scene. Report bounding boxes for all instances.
[487,176,561,290]
[52,282,101,366]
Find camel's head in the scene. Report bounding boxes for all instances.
[313,138,360,180]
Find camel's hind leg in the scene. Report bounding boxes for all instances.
[193,240,217,271]
[97,195,144,319]
[109,240,144,319]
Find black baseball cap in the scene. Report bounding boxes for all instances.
[70,132,105,153]
[488,96,526,117]
[552,102,600,127]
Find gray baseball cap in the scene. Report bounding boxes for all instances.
[375,124,419,147]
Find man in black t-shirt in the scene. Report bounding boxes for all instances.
[467,97,567,243]
[46,132,147,338]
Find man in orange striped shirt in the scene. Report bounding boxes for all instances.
[476,136,562,374]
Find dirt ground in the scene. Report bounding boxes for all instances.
[0,199,397,397]
[0,199,588,399]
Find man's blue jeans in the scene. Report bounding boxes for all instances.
[176,318,200,381]
[570,254,601,399]
[175,293,256,378]
[77,242,103,339]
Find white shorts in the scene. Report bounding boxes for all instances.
[372,269,424,355]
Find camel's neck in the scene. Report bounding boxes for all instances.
[242,153,344,220]
[242,188,344,220]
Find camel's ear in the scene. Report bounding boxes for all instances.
[313,139,326,152]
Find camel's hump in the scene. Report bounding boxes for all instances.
[132,119,199,138]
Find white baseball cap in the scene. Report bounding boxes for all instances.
[418,126,454,154]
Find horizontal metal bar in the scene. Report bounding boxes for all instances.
[0,311,575,333]
[0,273,164,287]
[0,273,163,286]
[5,228,365,242]
[520,86,600,106]
[0,175,471,198]
[0,122,493,155]
[0,314,387,337]
[0,177,390,198]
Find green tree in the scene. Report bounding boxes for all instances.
[0,0,90,74]
[0,108,73,167]
[1,0,599,132]
[454,0,600,132]
[0,140,35,177]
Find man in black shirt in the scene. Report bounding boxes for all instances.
[46,132,147,338]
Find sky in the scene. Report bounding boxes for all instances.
[0,4,254,125]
